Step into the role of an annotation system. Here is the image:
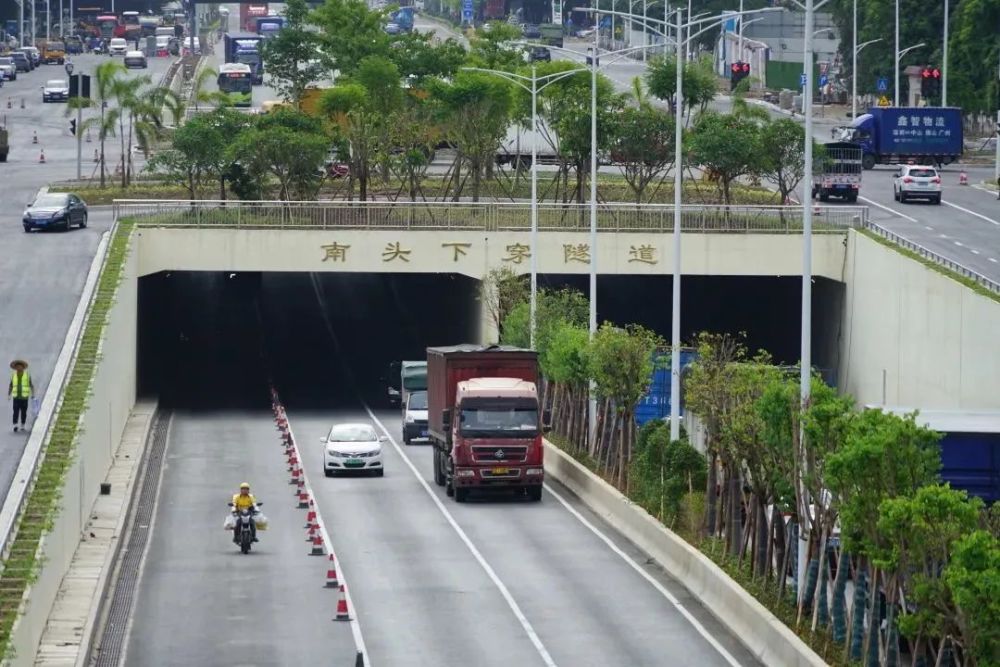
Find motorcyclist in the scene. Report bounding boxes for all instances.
[231,482,258,543]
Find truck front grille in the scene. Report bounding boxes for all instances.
[472,445,528,463]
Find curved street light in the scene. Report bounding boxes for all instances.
[851,38,882,118]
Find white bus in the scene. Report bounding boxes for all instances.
[217,63,253,107]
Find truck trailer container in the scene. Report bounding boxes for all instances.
[224,32,264,84]
[812,141,863,202]
[427,345,547,502]
[839,107,963,170]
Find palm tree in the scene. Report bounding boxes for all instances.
[66,60,126,187]
[112,74,152,187]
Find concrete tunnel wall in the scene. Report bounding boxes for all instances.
[839,231,1000,410]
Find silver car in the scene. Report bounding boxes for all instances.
[42,79,69,103]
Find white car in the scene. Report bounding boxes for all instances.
[893,164,942,204]
[402,390,429,445]
[321,423,386,477]
[0,57,17,81]
[42,79,69,102]
[123,50,147,68]
[109,38,128,56]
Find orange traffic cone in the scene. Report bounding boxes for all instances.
[38,149,45,163]
[86,130,92,143]
[306,521,318,542]
[334,585,350,621]
[310,535,325,556]
[959,170,968,185]
[325,555,339,588]
[5,99,10,109]
[297,490,309,509]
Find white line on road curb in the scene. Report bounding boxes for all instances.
[283,413,370,664]
[365,409,559,667]
[859,196,918,222]
[942,200,1000,226]
[542,483,745,667]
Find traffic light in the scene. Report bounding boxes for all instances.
[69,119,76,136]
[730,61,751,91]
[931,67,942,99]
[920,66,932,98]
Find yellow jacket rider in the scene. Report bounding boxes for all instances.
[231,482,258,542]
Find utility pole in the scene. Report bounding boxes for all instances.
[942,0,949,106]
[894,0,899,106]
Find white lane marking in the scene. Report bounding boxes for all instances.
[542,483,744,667]
[955,241,964,247]
[972,249,981,255]
[925,226,934,231]
[283,413,370,664]
[859,196,919,222]
[366,409,559,667]
[942,200,1000,226]
[990,258,998,264]
[940,234,949,239]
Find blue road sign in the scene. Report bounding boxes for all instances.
[800,73,807,87]
[877,76,888,92]
[462,0,472,23]
[819,74,828,87]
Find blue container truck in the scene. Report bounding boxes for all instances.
[224,33,264,85]
[841,107,963,170]
[635,349,697,427]
[391,7,414,31]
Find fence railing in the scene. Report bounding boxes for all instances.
[114,200,868,233]
[862,222,1000,295]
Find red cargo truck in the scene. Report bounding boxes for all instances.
[427,345,547,503]
[241,3,269,32]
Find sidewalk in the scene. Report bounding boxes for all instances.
[33,401,157,667]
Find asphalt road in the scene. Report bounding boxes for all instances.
[415,15,1000,282]
[122,411,355,666]
[0,53,176,517]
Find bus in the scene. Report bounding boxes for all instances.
[96,15,121,39]
[218,63,253,107]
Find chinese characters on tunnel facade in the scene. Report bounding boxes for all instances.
[319,242,661,265]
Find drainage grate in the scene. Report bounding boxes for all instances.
[91,409,171,667]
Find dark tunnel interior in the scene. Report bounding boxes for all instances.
[137,271,844,410]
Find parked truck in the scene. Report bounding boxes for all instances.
[224,32,264,85]
[427,345,547,502]
[539,23,563,48]
[811,141,863,202]
[838,107,963,170]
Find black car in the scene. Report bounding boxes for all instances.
[10,52,31,73]
[529,46,551,62]
[23,193,89,232]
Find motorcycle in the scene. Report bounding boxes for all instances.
[228,501,262,554]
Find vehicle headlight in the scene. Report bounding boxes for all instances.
[325,447,342,457]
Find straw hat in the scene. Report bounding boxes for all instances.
[9,360,28,370]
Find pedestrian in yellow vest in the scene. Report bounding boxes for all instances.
[8,360,33,433]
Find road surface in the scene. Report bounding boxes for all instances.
[0,52,175,514]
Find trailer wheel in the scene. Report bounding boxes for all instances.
[526,486,543,502]
[862,154,876,170]
[432,448,445,486]
[454,488,468,503]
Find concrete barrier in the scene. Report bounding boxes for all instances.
[5,229,138,666]
[543,441,827,667]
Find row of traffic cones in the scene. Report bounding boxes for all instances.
[6,98,25,109]
[270,386,353,627]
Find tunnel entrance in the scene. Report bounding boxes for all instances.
[138,271,845,411]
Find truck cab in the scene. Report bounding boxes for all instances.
[428,345,547,503]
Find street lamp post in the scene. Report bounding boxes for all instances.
[462,64,589,349]
[851,39,882,118]
[894,0,899,106]
[896,42,927,105]
[942,0,949,106]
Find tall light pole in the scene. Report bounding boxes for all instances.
[894,0,899,106]
[942,0,949,106]
[589,23,599,438]
[737,0,743,63]
[852,0,856,114]
[462,63,588,349]
[852,38,882,118]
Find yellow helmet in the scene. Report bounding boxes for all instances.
[239,482,250,489]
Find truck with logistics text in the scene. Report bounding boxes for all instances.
[811,141,863,202]
[837,106,962,170]
[224,32,264,85]
[427,345,547,503]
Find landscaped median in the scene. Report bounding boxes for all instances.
[543,438,828,667]
[0,221,136,661]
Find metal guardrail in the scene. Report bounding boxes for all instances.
[862,222,1000,295]
[113,200,868,233]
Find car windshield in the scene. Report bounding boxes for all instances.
[31,194,69,207]
[328,425,376,442]
[46,80,66,88]
[408,391,428,410]
[908,169,936,178]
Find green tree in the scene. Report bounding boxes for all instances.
[757,118,809,206]
[479,265,529,342]
[430,72,513,201]
[501,287,589,353]
[467,21,525,70]
[260,0,328,107]
[943,530,1000,666]
[630,420,707,526]
[67,59,125,188]
[879,485,984,665]
[389,32,467,80]
[588,323,663,489]
[645,55,718,118]
[228,113,329,199]
[542,322,592,447]
[687,111,764,206]
[312,0,390,76]
[609,105,675,204]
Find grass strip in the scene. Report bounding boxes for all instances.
[0,221,133,656]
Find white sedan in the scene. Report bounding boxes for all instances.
[42,79,69,103]
[321,423,386,477]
